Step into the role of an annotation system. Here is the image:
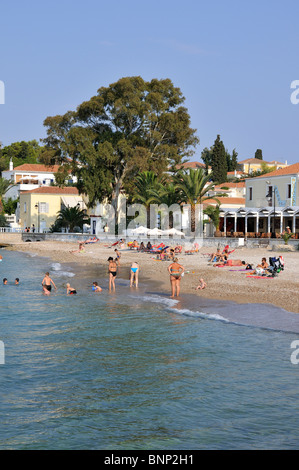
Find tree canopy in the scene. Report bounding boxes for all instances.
[255,149,263,160]
[201,137,238,181]
[0,140,45,173]
[41,76,199,222]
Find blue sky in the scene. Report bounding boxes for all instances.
[1,0,299,164]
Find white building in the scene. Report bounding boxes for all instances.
[2,162,77,200]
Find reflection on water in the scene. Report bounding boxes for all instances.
[1,250,299,449]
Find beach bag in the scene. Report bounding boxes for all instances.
[255,267,265,275]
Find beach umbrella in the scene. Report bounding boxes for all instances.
[147,227,164,236]
[131,225,148,234]
[162,228,185,237]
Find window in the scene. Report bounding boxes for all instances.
[39,202,49,213]
[287,184,292,199]
[248,187,253,201]
[24,202,27,213]
[267,185,273,197]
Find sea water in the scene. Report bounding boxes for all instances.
[1,249,299,450]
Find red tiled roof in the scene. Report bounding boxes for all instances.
[176,161,210,169]
[20,186,79,195]
[12,164,61,173]
[207,197,246,205]
[214,182,245,189]
[238,158,267,164]
[255,162,299,178]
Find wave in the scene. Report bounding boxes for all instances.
[136,294,228,323]
[50,262,75,278]
[51,263,62,271]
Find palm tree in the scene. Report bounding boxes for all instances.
[151,182,184,229]
[55,206,88,232]
[0,177,16,214]
[203,204,221,232]
[174,168,221,233]
[131,171,162,228]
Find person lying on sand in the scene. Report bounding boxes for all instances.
[213,259,249,267]
[70,242,85,254]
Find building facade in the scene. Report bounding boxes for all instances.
[19,187,86,232]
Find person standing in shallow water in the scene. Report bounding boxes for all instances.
[42,272,57,295]
[167,258,184,298]
[107,257,117,292]
[130,262,139,288]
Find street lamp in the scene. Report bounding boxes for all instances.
[266,185,276,238]
[34,203,40,233]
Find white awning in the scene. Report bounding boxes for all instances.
[61,196,86,209]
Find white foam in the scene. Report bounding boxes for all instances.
[171,307,228,323]
[136,294,228,323]
[50,262,75,277]
[52,271,75,278]
[135,294,179,308]
[51,263,62,271]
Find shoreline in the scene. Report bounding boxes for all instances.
[3,239,299,314]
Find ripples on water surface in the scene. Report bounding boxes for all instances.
[1,250,299,450]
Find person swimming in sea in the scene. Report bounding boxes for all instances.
[108,257,117,292]
[92,281,102,292]
[66,283,77,295]
[130,262,139,288]
[3,278,8,285]
[167,258,184,298]
[15,278,19,285]
[42,272,57,295]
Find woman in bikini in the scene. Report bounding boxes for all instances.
[130,262,139,288]
[167,258,184,298]
[108,257,117,292]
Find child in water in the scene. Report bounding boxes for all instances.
[66,283,77,295]
[92,282,102,292]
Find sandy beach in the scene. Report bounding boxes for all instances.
[2,235,299,314]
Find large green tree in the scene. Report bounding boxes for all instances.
[0,140,45,172]
[41,76,199,225]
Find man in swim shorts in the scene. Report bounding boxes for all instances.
[108,257,117,292]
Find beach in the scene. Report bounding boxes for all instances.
[3,235,299,314]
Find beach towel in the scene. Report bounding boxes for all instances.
[246,275,273,279]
